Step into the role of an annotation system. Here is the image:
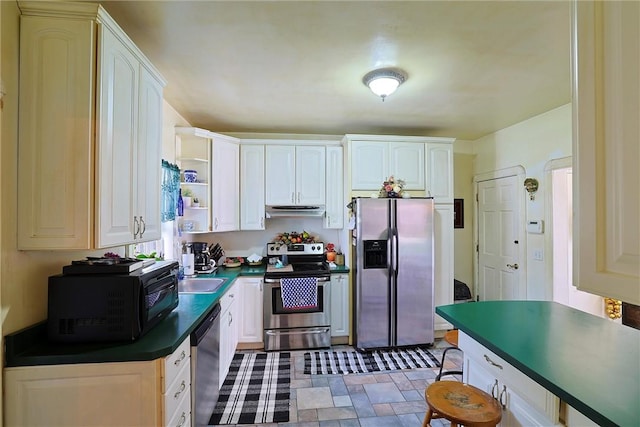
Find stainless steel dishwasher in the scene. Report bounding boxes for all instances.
[191,303,221,427]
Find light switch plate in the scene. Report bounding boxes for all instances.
[533,249,544,261]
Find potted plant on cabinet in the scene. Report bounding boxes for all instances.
[192,197,200,208]
[181,188,194,207]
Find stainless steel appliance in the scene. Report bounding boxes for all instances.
[352,197,435,350]
[191,303,221,427]
[48,260,179,343]
[263,242,331,351]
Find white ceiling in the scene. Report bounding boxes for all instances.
[97,0,572,141]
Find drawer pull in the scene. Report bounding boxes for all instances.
[176,411,187,427]
[174,380,186,399]
[483,354,503,369]
[499,385,507,409]
[174,350,186,366]
[491,379,499,399]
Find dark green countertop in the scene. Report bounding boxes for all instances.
[5,265,265,368]
[436,301,640,427]
[330,265,350,273]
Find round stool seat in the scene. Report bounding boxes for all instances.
[423,381,502,427]
[444,329,459,347]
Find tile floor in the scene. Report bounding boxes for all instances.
[224,338,463,427]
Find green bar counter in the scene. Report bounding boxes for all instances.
[437,300,639,427]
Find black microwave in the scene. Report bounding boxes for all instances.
[47,261,179,343]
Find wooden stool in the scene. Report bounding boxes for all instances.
[436,329,463,381]
[423,381,502,427]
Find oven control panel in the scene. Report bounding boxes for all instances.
[267,242,324,255]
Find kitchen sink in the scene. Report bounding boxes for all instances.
[178,277,227,294]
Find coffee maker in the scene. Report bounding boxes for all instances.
[192,242,213,272]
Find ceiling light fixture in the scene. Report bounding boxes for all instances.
[362,68,407,101]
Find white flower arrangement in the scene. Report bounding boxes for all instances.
[378,175,406,198]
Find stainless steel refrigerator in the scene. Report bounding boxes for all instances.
[352,197,435,350]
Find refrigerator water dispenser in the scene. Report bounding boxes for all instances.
[363,240,387,269]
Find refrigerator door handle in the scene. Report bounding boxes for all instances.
[391,229,399,276]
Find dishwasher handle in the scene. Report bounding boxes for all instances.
[191,303,221,346]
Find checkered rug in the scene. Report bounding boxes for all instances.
[304,348,441,375]
[209,352,290,425]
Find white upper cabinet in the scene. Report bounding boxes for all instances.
[265,145,325,205]
[17,2,165,250]
[211,134,240,232]
[136,67,164,242]
[265,145,296,205]
[572,1,640,305]
[96,24,139,247]
[240,145,266,230]
[426,142,454,203]
[350,141,389,190]
[346,135,453,194]
[389,142,425,190]
[324,146,344,229]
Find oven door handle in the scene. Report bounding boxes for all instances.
[264,276,330,284]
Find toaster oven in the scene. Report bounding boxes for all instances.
[47,260,179,343]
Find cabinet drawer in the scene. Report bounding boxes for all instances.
[163,360,191,424]
[166,388,191,427]
[459,331,558,420]
[220,282,238,313]
[163,338,190,390]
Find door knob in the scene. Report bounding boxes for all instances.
[507,263,519,270]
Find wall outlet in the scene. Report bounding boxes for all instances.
[533,249,544,261]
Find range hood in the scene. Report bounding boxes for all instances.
[266,205,325,218]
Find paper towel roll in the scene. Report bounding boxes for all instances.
[182,253,195,276]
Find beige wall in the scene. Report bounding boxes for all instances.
[472,103,572,300]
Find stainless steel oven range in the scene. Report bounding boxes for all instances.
[263,242,331,351]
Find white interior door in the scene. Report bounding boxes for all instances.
[477,176,522,300]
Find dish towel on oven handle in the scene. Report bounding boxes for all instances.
[281,277,318,309]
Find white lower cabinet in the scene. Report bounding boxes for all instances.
[3,338,191,427]
[162,339,192,426]
[330,274,349,337]
[459,331,560,427]
[219,281,239,388]
[237,277,264,344]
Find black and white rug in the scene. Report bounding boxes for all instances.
[304,348,441,375]
[209,352,290,425]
